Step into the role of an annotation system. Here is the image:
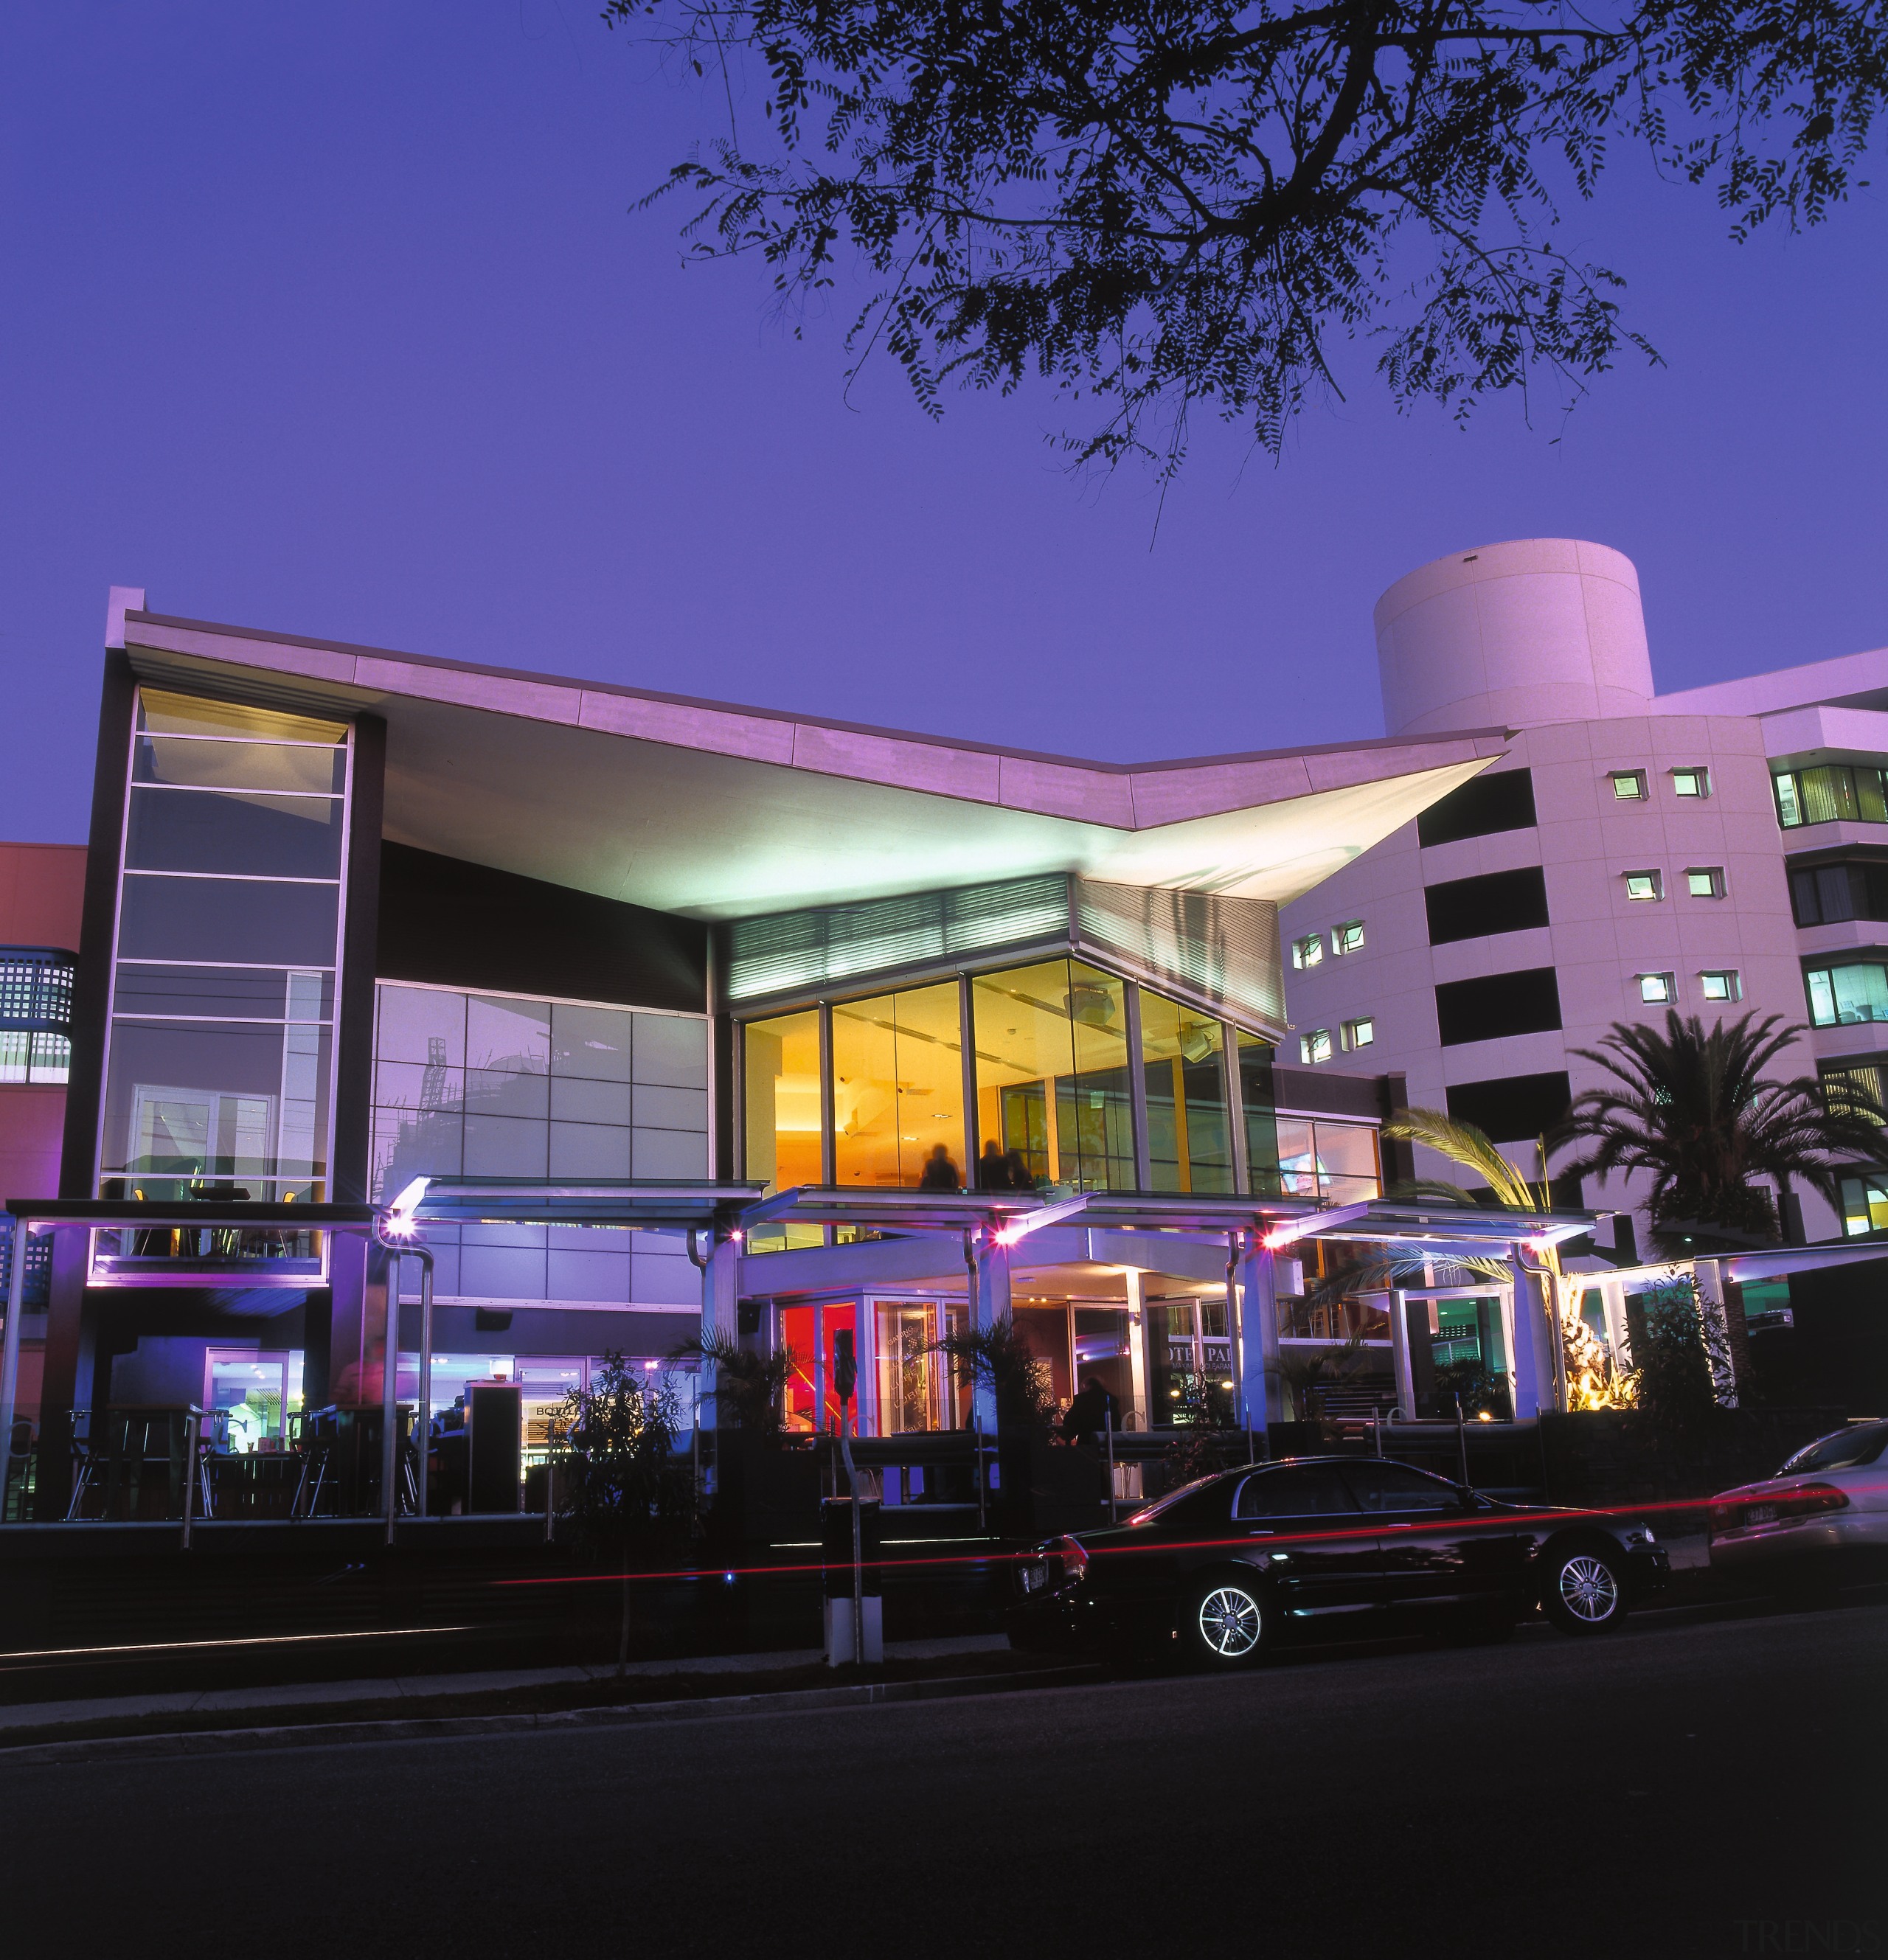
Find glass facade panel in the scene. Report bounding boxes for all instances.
[972,959,1132,1192]
[372,983,710,1299]
[137,689,348,743]
[1274,1117,1381,1204]
[124,786,344,878]
[135,734,348,796]
[112,965,334,1021]
[1237,1033,1281,1195]
[875,1301,958,1433]
[1139,989,1232,1193]
[832,981,965,1191]
[743,1008,822,1196]
[99,1010,332,1199]
[116,874,340,967]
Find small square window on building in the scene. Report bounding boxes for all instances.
[1610,771,1648,800]
[1340,1016,1375,1051]
[1672,767,1711,799]
[1300,1029,1333,1065]
[1701,970,1742,1002]
[1687,866,1726,898]
[1638,973,1676,1004]
[1623,870,1663,901]
[1291,933,1323,970]
[1330,920,1364,956]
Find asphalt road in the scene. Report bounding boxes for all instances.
[6,1602,1884,1960]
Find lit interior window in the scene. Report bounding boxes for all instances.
[1330,920,1364,956]
[1610,771,1648,801]
[1687,867,1724,898]
[1672,768,1710,798]
[1623,872,1662,901]
[1341,1017,1375,1050]
[1638,973,1674,1004]
[1291,934,1323,970]
[1701,971,1740,1002]
[1300,1029,1333,1065]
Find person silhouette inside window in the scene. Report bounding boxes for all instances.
[917,1143,961,1191]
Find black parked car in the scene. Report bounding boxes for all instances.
[1010,1456,1669,1666]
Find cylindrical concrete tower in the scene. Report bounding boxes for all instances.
[1374,538,1653,738]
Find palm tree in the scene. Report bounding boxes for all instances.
[1379,1108,1625,1412]
[687,1329,799,1435]
[1555,1011,1885,1256]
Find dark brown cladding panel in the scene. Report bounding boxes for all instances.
[376,842,707,1014]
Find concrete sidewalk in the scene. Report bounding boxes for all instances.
[0,1633,1012,1738]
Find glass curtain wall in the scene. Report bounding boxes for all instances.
[371,982,709,1306]
[740,962,1298,1210]
[98,690,350,1231]
[831,981,966,1190]
[971,959,1132,1191]
[1139,990,1232,1192]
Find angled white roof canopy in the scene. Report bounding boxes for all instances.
[119,609,1509,920]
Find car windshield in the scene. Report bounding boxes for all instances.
[1776,1422,1888,1476]
[1125,1474,1226,1526]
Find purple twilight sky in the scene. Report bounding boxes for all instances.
[1,3,1884,847]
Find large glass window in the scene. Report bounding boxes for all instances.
[831,981,965,1191]
[1805,961,1888,1028]
[98,689,350,1204]
[971,959,1133,1192]
[1774,764,1888,829]
[1139,989,1232,1193]
[1274,1118,1381,1204]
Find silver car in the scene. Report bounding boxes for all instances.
[1708,1419,1888,1588]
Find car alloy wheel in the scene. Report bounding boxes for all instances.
[1557,1553,1620,1625]
[1196,1584,1263,1660]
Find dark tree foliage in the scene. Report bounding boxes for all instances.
[611,0,1886,471]
[931,1313,1058,1432]
[1554,1010,1886,1254]
[1631,1272,1729,1442]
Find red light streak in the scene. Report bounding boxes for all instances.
[487,1486,1830,1592]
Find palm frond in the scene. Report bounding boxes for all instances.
[1381,1108,1540,1211]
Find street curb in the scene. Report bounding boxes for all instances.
[0,1663,1103,1765]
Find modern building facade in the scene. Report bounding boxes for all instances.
[1280,538,1888,1254]
[1,584,1614,1520]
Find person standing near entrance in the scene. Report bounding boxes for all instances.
[1061,1375,1118,1446]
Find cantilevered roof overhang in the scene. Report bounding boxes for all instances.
[118,609,1509,919]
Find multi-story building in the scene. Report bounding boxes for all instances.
[3,585,1600,1524]
[1281,536,1888,1255]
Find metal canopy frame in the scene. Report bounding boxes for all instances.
[1259,1198,1595,1256]
[393,1177,766,1231]
[1002,1189,1315,1241]
[738,1185,1041,1231]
